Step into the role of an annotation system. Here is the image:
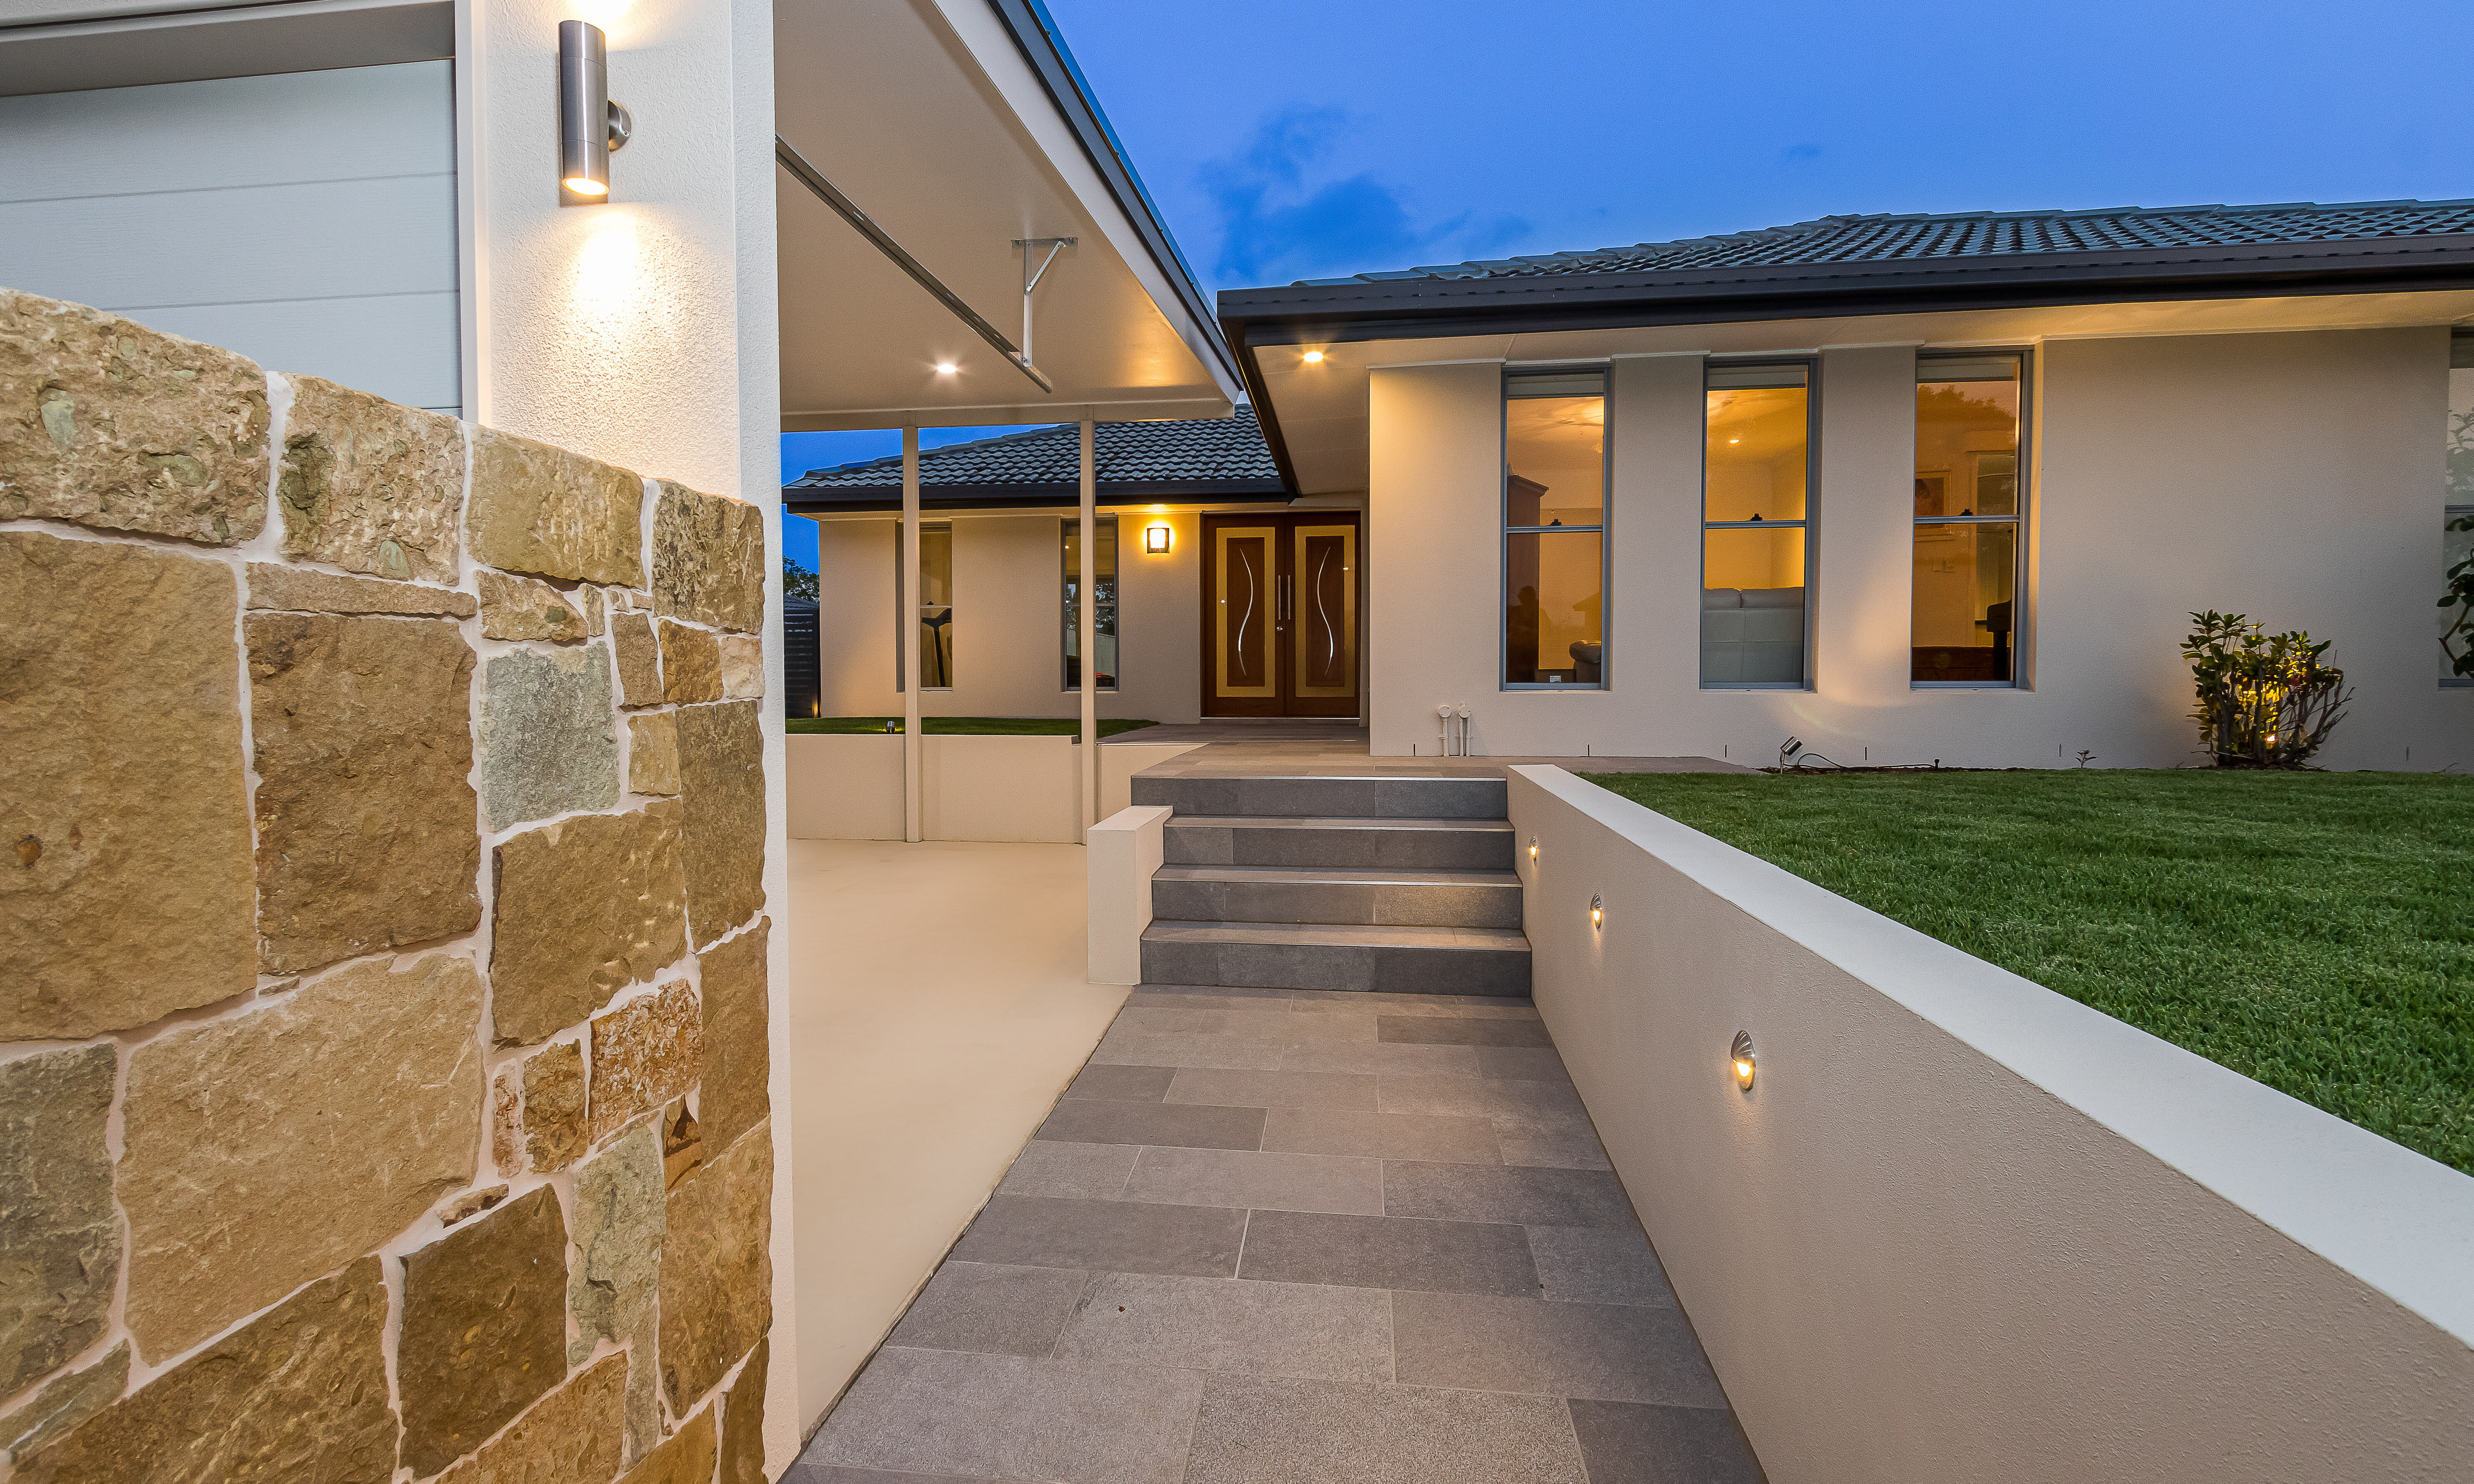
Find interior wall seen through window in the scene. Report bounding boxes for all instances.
[915,522,953,689]
[1063,516,1118,691]
[1701,369,1811,687]
[1914,356,2025,686]
[1503,374,1607,687]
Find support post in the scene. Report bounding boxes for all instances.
[1079,418,1098,832]
[902,427,922,843]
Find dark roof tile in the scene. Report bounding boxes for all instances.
[785,407,1282,496]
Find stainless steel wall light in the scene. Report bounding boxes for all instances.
[559,20,633,204]
[1731,1030,1756,1091]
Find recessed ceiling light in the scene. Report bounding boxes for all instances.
[1302,350,1325,364]
[934,362,957,375]
[1728,437,1740,444]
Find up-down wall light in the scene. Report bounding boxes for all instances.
[1589,894,1603,929]
[1143,522,1173,555]
[1731,1030,1756,1091]
[559,20,633,204]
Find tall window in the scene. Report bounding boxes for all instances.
[2445,335,2473,686]
[902,522,952,689]
[1702,363,1812,687]
[1503,368,1606,687]
[1062,516,1118,690]
[1914,353,2028,686]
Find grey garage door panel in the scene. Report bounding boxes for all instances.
[137,291,463,413]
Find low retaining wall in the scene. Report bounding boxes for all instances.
[786,735,1201,843]
[1506,763,2474,1484]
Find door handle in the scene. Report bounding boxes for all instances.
[1278,575,1292,621]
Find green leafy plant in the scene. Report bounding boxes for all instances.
[783,556,819,602]
[2442,512,2474,681]
[2181,612,2352,767]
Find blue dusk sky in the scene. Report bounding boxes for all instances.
[784,0,2465,569]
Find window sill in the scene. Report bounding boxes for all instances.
[1910,681,2023,691]
[1501,684,1606,693]
[1700,682,1807,691]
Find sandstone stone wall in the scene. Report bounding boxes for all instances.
[1,289,775,1484]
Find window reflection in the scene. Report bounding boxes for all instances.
[1062,517,1118,691]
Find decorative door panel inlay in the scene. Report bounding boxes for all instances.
[1213,526,1277,699]
[1292,525,1357,698]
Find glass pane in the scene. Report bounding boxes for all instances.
[2449,365,2474,504]
[1506,396,1604,527]
[1912,521,2016,682]
[2446,505,2474,682]
[1705,386,1808,522]
[918,523,953,688]
[1917,369,2019,517]
[1505,530,1603,685]
[1700,526,1806,685]
[1063,517,1119,690]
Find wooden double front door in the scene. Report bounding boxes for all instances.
[1202,513,1361,718]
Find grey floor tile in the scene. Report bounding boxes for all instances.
[952,1196,1247,1277]
[1474,1045,1575,1083]
[1237,1209,1537,1297]
[1112,1004,1233,1034]
[1494,1113,1613,1171]
[1385,1163,1633,1228]
[786,1466,1002,1484]
[1182,1373,1587,1484]
[1091,1030,1286,1071]
[1274,1011,1380,1045]
[886,1262,1095,1357]
[1053,1272,1393,1383]
[1167,1067,1378,1111]
[1121,1147,1382,1215]
[1278,1040,1481,1076]
[1527,1225,1677,1308]
[995,1141,1140,1200]
[1293,991,1540,1020]
[1378,1015,1554,1047]
[808,1347,1205,1484]
[1035,1100,1266,1151]
[1261,1108,1501,1164]
[1127,988,1291,1009]
[1379,1073,1587,1120]
[1566,1399,1767,1484]
[1065,1064,1177,1102]
[1390,1291,1729,1407]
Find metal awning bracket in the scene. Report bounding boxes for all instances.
[1013,236,1075,372]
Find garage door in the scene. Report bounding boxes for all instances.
[0,60,460,413]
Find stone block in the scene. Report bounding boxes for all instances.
[658,621,722,703]
[719,634,763,698]
[0,289,269,545]
[495,1041,586,1177]
[719,1337,767,1484]
[2,532,255,1037]
[661,1100,702,1190]
[571,1123,664,1362]
[249,613,481,974]
[438,1185,508,1227]
[0,1340,125,1467]
[698,922,770,1152]
[676,701,767,947]
[651,482,764,633]
[612,612,663,707]
[247,563,476,616]
[437,1352,625,1484]
[276,373,464,582]
[470,426,645,585]
[12,1259,394,1484]
[490,802,687,1045]
[620,1406,714,1484]
[628,711,682,795]
[625,1332,665,1464]
[479,568,591,641]
[492,1068,522,1176]
[659,1122,772,1412]
[590,982,702,1146]
[398,1185,570,1478]
[582,584,608,635]
[0,1045,118,1397]
[480,642,621,830]
[120,954,484,1359]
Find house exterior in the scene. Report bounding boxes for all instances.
[1213,201,2474,770]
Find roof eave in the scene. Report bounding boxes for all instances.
[784,476,1292,514]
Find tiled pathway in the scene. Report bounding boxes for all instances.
[791,986,1765,1484]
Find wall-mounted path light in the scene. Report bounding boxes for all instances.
[1732,1029,1756,1091]
[559,21,632,204]
[1590,894,1603,930]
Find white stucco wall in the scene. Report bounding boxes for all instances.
[1368,329,2474,769]
[812,512,1203,724]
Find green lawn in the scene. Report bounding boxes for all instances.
[785,716,1159,737]
[1590,769,2474,1172]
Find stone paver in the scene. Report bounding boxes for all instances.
[798,986,1766,1483]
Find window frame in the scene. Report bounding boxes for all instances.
[1500,363,1613,691]
[1699,356,1820,691]
[1060,514,1120,693]
[1911,347,2035,691]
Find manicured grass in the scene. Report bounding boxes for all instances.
[1590,769,2474,1172]
[785,716,1159,737]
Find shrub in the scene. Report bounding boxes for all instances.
[2442,512,2474,681]
[2180,611,2352,768]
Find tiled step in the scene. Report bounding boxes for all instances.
[1132,773,1507,820]
[1165,816,1516,870]
[1151,865,1523,930]
[1140,920,1532,997]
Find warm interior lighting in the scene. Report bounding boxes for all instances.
[1143,522,1172,554]
[1302,350,1325,363]
[1589,894,1603,928]
[1731,1030,1756,1091]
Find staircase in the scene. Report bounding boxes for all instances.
[1130,771,1531,997]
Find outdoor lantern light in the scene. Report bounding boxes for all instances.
[559,20,632,204]
[1731,1030,1756,1091]
[1302,350,1324,363]
[1144,522,1172,554]
[1590,894,1603,929]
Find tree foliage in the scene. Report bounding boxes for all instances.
[782,556,819,603]
[2181,611,2351,768]
[2442,512,2473,681]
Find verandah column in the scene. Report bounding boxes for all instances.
[902,426,922,843]
[1079,418,1097,830]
